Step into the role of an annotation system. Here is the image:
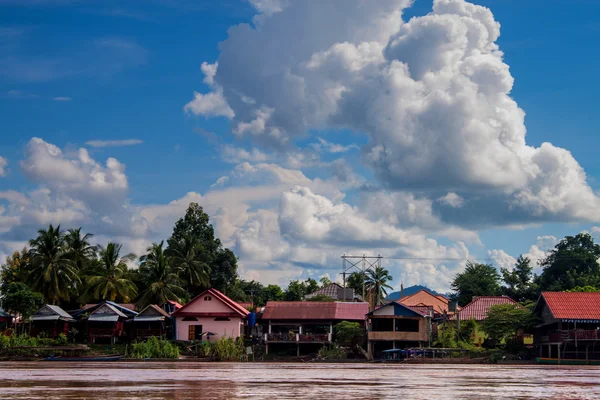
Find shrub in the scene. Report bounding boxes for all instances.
[317,344,347,359]
[335,321,362,345]
[128,337,180,359]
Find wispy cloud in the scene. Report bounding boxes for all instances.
[85,139,143,148]
[0,156,7,177]
[53,96,72,101]
[310,137,359,153]
[1,90,39,99]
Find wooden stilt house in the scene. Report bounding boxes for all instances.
[132,305,171,340]
[29,305,74,338]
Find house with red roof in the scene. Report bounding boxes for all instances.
[172,288,249,342]
[454,296,517,321]
[260,301,369,355]
[366,301,432,358]
[534,292,600,361]
[398,289,458,318]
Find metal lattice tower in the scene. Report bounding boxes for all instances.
[341,254,382,301]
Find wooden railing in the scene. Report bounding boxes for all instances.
[547,330,600,342]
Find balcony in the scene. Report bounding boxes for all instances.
[265,333,332,343]
[368,331,427,342]
[544,330,600,343]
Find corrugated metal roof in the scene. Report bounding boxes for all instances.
[262,301,368,321]
[30,315,60,321]
[89,303,127,319]
[133,315,165,322]
[88,314,120,322]
[46,305,74,319]
[137,304,170,318]
[541,292,600,321]
[456,296,517,320]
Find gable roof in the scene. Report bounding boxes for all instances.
[83,302,137,312]
[31,305,74,321]
[368,301,430,317]
[134,304,170,322]
[172,288,250,318]
[456,296,517,320]
[88,303,128,322]
[262,301,368,321]
[304,283,356,301]
[399,289,455,314]
[537,292,600,322]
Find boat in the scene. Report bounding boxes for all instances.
[536,357,600,366]
[44,354,123,362]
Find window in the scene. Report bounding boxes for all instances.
[396,319,419,332]
[204,296,212,301]
[188,324,203,340]
[214,317,230,321]
[182,316,198,321]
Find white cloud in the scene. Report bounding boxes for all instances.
[438,192,464,208]
[0,156,7,176]
[85,139,143,147]
[488,249,516,271]
[186,0,600,227]
[53,96,72,101]
[220,145,269,164]
[310,137,358,153]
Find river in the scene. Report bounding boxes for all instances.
[0,362,599,399]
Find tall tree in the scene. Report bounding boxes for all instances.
[83,242,138,303]
[1,283,44,334]
[64,228,96,270]
[365,266,393,306]
[451,262,501,307]
[501,255,538,302]
[346,272,364,297]
[538,233,600,291]
[264,284,285,302]
[138,241,186,307]
[28,225,79,304]
[167,203,238,292]
[0,248,31,294]
[166,234,210,295]
[480,303,536,344]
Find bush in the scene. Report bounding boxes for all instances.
[335,321,362,344]
[204,337,245,361]
[127,337,180,359]
[317,344,347,359]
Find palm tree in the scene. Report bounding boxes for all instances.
[28,224,79,304]
[166,235,210,291]
[138,241,186,307]
[83,242,138,302]
[65,228,96,270]
[365,266,393,307]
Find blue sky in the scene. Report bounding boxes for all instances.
[1,0,600,291]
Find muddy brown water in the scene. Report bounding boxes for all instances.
[0,362,599,399]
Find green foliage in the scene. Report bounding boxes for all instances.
[127,337,180,359]
[137,241,187,308]
[167,203,238,294]
[346,272,364,296]
[480,303,536,344]
[82,242,137,303]
[334,321,362,344]
[566,285,600,292]
[452,262,501,307]
[538,233,600,291]
[198,337,245,361]
[365,266,393,306]
[166,234,211,294]
[28,224,81,304]
[1,282,44,320]
[307,294,335,302]
[501,255,539,302]
[0,248,31,294]
[317,344,347,359]
[285,279,319,301]
[433,323,478,350]
[319,276,332,287]
[0,333,72,348]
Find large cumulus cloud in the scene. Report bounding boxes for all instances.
[186,0,600,227]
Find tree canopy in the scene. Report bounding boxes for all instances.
[501,256,538,303]
[538,233,600,291]
[480,303,536,344]
[451,262,501,307]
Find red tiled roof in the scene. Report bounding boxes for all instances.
[457,296,517,321]
[262,301,369,321]
[165,300,182,310]
[172,288,250,318]
[541,292,600,321]
[399,290,456,315]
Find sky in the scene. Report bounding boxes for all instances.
[1,0,600,292]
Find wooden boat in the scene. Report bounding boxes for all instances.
[44,354,123,362]
[536,357,600,366]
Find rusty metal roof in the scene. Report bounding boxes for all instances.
[539,292,600,321]
[399,290,457,315]
[456,296,516,320]
[262,301,369,321]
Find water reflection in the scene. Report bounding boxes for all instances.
[0,362,599,399]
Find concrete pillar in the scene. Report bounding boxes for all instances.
[557,343,561,365]
[548,344,551,358]
[329,322,333,335]
[297,343,300,357]
[268,320,272,334]
[393,340,396,349]
[299,325,303,335]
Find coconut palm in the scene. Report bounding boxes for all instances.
[365,266,393,306]
[28,224,79,304]
[83,242,138,302]
[138,241,186,307]
[64,228,96,270]
[166,235,210,291]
